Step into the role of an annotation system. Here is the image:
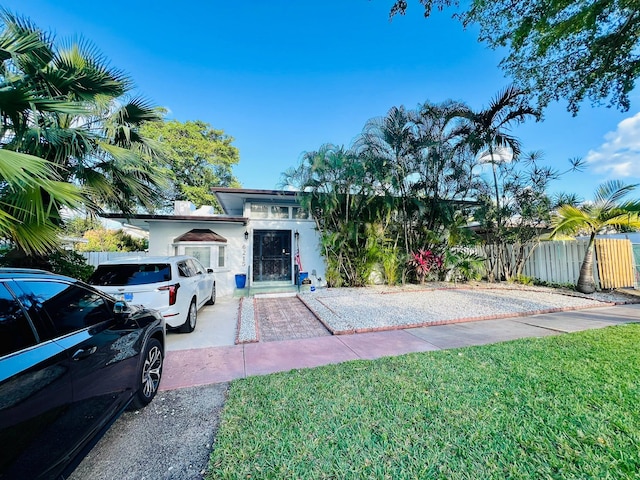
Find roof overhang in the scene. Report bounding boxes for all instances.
[212,188,302,215]
[100,213,247,231]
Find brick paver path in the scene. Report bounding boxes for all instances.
[255,296,331,342]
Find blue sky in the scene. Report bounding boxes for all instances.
[6,0,640,201]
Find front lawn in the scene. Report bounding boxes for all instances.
[208,325,640,479]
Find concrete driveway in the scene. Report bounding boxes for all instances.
[165,296,239,351]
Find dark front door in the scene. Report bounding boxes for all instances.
[253,230,292,282]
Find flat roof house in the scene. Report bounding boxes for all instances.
[102,188,325,297]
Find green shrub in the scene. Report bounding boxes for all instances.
[49,250,95,281]
[511,274,534,285]
[443,249,485,282]
[381,246,401,286]
[0,248,94,281]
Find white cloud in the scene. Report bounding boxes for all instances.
[585,112,640,177]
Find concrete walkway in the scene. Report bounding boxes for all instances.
[160,302,640,391]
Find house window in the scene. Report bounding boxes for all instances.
[217,246,226,268]
[292,207,309,219]
[270,206,289,219]
[184,246,211,267]
[182,245,226,269]
[250,204,269,218]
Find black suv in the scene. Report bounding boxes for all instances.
[0,269,165,479]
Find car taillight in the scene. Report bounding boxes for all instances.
[158,283,180,306]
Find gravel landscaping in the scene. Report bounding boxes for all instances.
[237,283,640,342]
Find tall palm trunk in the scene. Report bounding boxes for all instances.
[577,232,597,293]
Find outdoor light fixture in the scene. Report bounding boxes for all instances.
[244,230,249,241]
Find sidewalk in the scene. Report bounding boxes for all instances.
[160,303,640,391]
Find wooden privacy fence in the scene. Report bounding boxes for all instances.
[595,238,636,289]
[488,238,637,289]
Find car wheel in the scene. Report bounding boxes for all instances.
[179,298,197,333]
[130,338,163,410]
[206,283,216,305]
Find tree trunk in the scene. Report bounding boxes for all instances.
[576,233,597,294]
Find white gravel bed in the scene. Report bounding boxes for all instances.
[237,297,258,343]
[300,284,632,333]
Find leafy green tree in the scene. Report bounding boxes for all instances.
[63,216,103,237]
[390,0,640,113]
[76,228,147,252]
[140,119,240,210]
[551,181,640,293]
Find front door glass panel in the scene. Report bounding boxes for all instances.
[253,230,292,282]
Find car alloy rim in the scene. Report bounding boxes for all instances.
[141,345,162,398]
[190,302,197,328]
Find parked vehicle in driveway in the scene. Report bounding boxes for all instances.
[0,268,165,479]
[87,255,216,333]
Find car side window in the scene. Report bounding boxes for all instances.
[19,281,113,336]
[177,261,192,277]
[0,283,37,357]
[188,259,204,275]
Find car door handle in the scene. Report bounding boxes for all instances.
[72,346,98,361]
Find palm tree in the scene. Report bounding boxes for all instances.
[453,86,539,281]
[0,150,84,255]
[0,10,167,255]
[354,106,424,253]
[551,180,640,293]
[0,11,86,254]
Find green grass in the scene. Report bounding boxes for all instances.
[208,325,640,479]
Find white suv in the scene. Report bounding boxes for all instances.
[88,255,216,333]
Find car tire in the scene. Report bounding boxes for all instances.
[206,283,216,305]
[179,298,197,333]
[130,338,163,410]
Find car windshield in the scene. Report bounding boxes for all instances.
[88,264,172,286]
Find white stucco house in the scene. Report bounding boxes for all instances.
[102,188,326,297]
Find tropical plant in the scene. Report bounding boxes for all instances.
[408,248,443,283]
[282,144,388,287]
[550,180,640,293]
[381,245,402,286]
[354,106,423,254]
[453,86,539,281]
[281,97,492,287]
[0,151,84,255]
[0,10,168,257]
[442,249,485,283]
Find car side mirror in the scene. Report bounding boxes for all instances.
[114,301,129,314]
[207,268,214,274]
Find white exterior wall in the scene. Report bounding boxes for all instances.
[147,220,246,298]
[145,215,325,298]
